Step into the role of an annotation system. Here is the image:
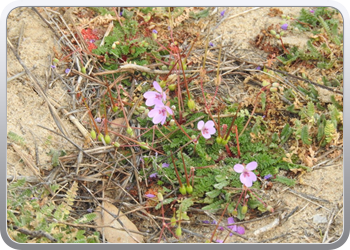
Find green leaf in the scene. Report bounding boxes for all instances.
[155,198,176,210]
[280,123,293,145]
[74,213,97,224]
[206,189,221,198]
[7,131,25,145]
[213,180,229,189]
[301,125,312,145]
[202,200,225,212]
[273,176,296,186]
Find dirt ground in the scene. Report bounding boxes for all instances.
[6,7,344,244]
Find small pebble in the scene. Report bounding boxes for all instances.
[313,214,328,224]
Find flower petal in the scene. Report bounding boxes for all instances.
[233,164,244,173]
[148,108,158,118]
[249,171,257,182]
[205,120,215,129]
[207,126,216,135]
[197,120,204,130]
[240,173,253,187]
[143,91,157,99]
[246,161,258,171]
[152,113,164,124]
[153,81,162,93]
[202,131,211,139]
[236,226,245,235]
[165,105,173,115]
[227,217,235,225]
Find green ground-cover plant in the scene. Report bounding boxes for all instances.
[7,7,343,243]
[7,180,99,243]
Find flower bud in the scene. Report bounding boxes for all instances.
[187,99,196,111]
[169,119,175,126]
[270,30,277,35]
[242,205,248,214]
[222,136,230,146]
[205,154,212,161]
[175,226,182,237]
[81,67,86,74]
[275,34,281,39]
[139,142,150,150]
[262,80,270,87]
[161,65,168,71]
[112,106,119,112]
[171,216,177,227]
[216,136,223,144]
[112,43,116,49]
[152,33,157,40]
[179,186,187,195]
[127,126,134,137]
[104,134,111,144]
[157,192,164,202]
[270,87,278,92]
[272,82,280,87]
[280,31,285,36]
[169,83,176,91]
[267,205,274,213]
[113,141,120,148]
[98,133,104,142]
[90,129,97,140]
[171,105,176,111]
[159,80,166,88]
[232,209,238,216]
[53,58,59,64]
[186,185,193,194]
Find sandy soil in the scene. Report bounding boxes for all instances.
[6,7,343,244]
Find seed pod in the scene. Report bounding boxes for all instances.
[179,186,187,195]
[242,205,248,214]
[169,84,176,91]
[90,130,97,140]
[112,106,119,112]
[270,30,277,35]
[216,136,223,145]
[186,185,193,194]
[157,193,164,202]
[275,34,281,39]
[113,142,120,148]
[81,67,86,74]
[175,226,182,237]
[262,80,270,87]
[187,99,196,111]
[232,209,238,216]
[169,119,175,126]
[139,142,150,150]
[171,217,177,227]
[104,134,111,144]
[267,206,274,212]
[270,87,278,92]
[127,126,134,137]
[98,133,104,142]
[161,65,168,71]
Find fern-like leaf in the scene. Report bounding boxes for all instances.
[301,125,312,145]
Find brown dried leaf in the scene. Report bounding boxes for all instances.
[94,201,143,243]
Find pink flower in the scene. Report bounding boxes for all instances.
[233,161,258,187]
[197,120,216,139]
[143,81,166,107]
[148,103,173,125]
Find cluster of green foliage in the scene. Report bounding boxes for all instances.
[277,7,343,69]
[7,180,99,243]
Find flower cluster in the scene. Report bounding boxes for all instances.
[143,81,173,125]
